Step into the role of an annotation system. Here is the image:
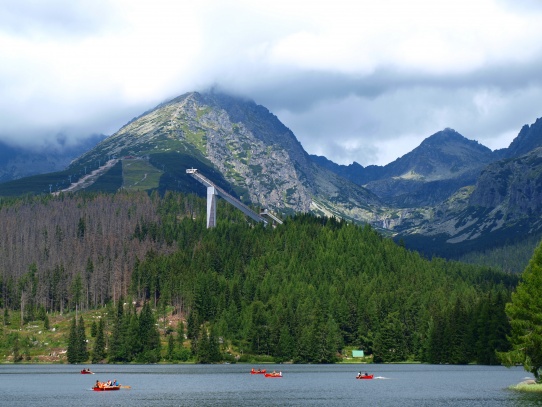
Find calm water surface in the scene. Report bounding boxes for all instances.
[0,364,541,406]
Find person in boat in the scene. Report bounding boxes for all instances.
[279,371,282,377]
[113,379,118,386]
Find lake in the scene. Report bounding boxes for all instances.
[0,364,539,406]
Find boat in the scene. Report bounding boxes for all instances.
[92,385,121,391]
[251,369,267,374]
[264,372,283,378]
[81,369,94,374]
[356,374,374,380]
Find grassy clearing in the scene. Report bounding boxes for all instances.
[0,309,107,364]
[183,126,206,155]
[122,159,163,191]
[0,305,183,364]
[509,382,542,392]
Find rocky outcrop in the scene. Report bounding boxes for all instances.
[504,117,542,159]
[469,147,542,216]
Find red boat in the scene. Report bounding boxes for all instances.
[356,374,374,380]
[251,369,267,374]
[81,369,94,374]
[264,372,283,378]
[93,385,121,391]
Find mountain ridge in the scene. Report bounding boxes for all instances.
[2,91,542,267]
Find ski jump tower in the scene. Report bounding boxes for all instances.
[186,168,282,228]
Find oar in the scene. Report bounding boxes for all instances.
[120,385,131,389]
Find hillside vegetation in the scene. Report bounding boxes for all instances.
[0,191,517,364]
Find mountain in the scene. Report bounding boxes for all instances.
[392,139,542,261]
[2,91,542,270]
[0,135,106,182]
[310,156,374,184]
[310,121,542,265]
[313,128,496,207]
[71,92,383,222]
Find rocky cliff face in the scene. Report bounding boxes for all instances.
[392,146,542,259]
[504,117,542,159]
[469,147,542,215]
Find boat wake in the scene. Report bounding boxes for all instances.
[374,376,390,380]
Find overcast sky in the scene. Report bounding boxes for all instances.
[1,0,542,166]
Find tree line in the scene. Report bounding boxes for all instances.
[0,191,520,364]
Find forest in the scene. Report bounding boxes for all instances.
[0,191,519,364]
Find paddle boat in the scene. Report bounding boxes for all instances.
[92,385,121,391]
[356,373,374,380]
[264,371,283,378]
[93,380,123,391]
[81,368,94,374]
[251,368,267,374]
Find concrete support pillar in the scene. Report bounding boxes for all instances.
[207,186,217,228]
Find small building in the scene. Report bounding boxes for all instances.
[352,350,364,358]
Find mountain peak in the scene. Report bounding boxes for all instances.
[69,90,380,219]
[383,128,493,180]
[505,117,542,158]
[420,128,488,152]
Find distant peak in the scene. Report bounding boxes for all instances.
[420,128,465,146]
[433,128,462,138]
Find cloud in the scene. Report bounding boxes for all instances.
[0,0,542,165]
[0,0,118,38]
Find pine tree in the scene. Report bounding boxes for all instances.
[167,334,175,361]
[126,312,141,361]
[208,325,222,363]
[71,274,83,312]
[138,302,161,363]
[67,317,79,364]
[90,321,97,337]
[108,299,125,362]
[276,326,294,362]
[489,291,511,363]
[91,318,106,363]
[195,327,209,364]
[77,315,89,362]
[374,312,406,363]
[499,242,542,381]
[186,310,199,340]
